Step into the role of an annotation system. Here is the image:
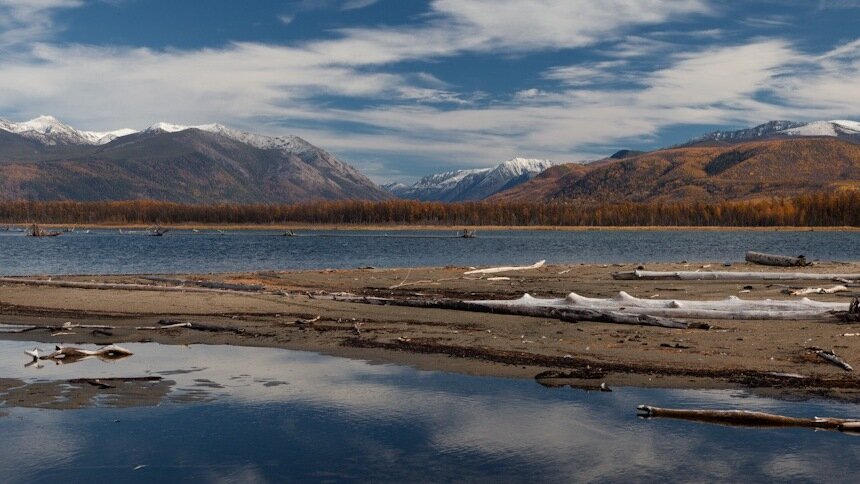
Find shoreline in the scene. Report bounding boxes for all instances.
[2,222,859,232]
[2,262,859,401]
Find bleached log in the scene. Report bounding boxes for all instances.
[337,295,706,329]
[464,260,545,275]
[155,319,253,335]
[637,405,860,431]
[12,322,115,333]
[745,251,811,267]
[140,277,264,292]
[471,292,845,320]
[42,344,133,360]
[812,348,854,371]
[790,285,849,296]
[135,322,192,330]
[613,270,860,282]
[0,277,264,294]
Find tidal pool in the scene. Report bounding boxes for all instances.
[0,341,858,483]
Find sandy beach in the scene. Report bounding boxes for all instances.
[2,261,860,401]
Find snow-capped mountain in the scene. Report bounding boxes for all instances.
[0,115,136,145]
[781,120,860,137]
[689,120,860,145]
[145,122,316,155]
[0,115,320,155]
[389,158,554,202]
[0,115,389,203]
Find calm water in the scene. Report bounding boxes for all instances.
[0,228,858,275]
[0,341,857,483]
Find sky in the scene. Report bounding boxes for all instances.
[0,0,859,182]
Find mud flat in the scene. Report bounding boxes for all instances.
[2,261,860,400]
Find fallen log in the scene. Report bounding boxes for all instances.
[0,277,264,294]
[41,344,133,360]
[834,298,860,323]
[154,319,258,335]
[789,285,849,296]
[637,405,860,432]
[139,277,265,292]
[464,260,545,275]
[810,348,854,371]
[745,251,811,267]
[336,295,707,329]
[135,322,192,330]
[612,270,860,282]
[12,322,116,333]
[472,292,844,321]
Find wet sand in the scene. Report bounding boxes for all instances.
[2,261,860,401]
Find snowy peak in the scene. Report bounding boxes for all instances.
[145,121,314,155]
[0,115,319,156]
[389,157,553,202]
[145,122,193,133]
[690,119,860,145]
[781,120,860,137]
[493,157,554,177]
[0,115,137,145]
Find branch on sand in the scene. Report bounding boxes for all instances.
[613,270,860,282]
[335,294,708,330]
[637,405,860,433]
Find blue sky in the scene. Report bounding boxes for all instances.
[0,0,859,182]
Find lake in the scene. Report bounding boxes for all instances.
[1,228,858,275]
[0,341,858,483]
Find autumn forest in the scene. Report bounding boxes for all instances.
[0,191,859,227]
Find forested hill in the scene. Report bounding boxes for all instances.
[491,137,860,204]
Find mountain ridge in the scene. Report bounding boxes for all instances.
[491,135,860,204]
[388,157,554,202]
[0,115,389,203]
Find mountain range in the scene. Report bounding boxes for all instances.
[685,119,860,145]
[493,120,860,204]
[0,116,388,203]
[1,115,859,205]
[385,158,553,202]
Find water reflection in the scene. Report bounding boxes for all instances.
[0,341,858,482]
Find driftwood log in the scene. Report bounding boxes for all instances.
[464,260,546,275]
[139,276,264,292]
[612,270,860,281]
[42,344,133,360]
[472,292,844,321]
[637,405,860,432]
[0,277,265,294]
[336,295,709,329]
[154,319,248,334]
[12,322,115,334]
[810,348,854,371]
[835,298,860,322]
[745,251,811,267]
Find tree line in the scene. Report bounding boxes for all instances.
[0,191,858,227]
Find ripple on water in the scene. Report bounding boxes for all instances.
[0,340,857,482]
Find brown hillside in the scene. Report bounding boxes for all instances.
[491,137,860,203]
[490,163,592,202]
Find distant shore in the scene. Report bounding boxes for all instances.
[1,261,859,401]
[4,223,859,232]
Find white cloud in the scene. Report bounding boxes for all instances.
[0,0,82,46]
[278,14,294,25]
[1,0,859,180]
[543,61,628,86]
[340,0,379,10]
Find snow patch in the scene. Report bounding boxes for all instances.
[0,115,137,145]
